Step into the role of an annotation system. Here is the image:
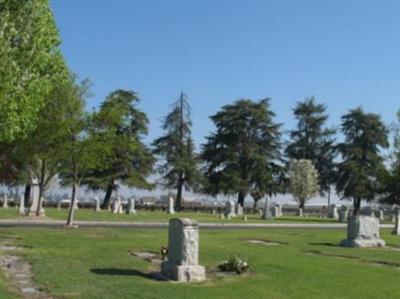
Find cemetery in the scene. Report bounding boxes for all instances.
[0,1,399,298]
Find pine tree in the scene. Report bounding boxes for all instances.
[285,97,336,205]
[85,90,155,209]
[336,107,388,214]
[152,93,199,211]
[201,99,282,207]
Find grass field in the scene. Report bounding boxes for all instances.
[0,207,383,224]
[0,226,399,299]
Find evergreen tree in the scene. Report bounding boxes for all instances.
[336,107,388,215]
[85,90,155,209]
[152,93,199,211]
[201,99,282,207]
[285,97,336,205]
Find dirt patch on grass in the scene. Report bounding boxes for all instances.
[0,238,52,298]
[245,239,288,246]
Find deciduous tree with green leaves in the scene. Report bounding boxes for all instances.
[285,97,336,205]
[288,159,319,209]
[336,107,389,215]
[0,0,66,142]
[201,99,282,207]
[152,93,200,211]
[84,90,155,209]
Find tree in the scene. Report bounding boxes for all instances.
[84,90,155,209]
[336,107,389,215]
[201,99,282,207]
[288,159,319,209]
[152,92,199,211]
[0,0,66,142]
[285,97,336,205]
[57,82,104,227]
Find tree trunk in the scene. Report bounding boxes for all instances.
[66,181,79,227]
[253,199,258,214]
[353,197,361,216]
[176,174,183,212]
[24,184,31,207]
[101,184,113,210]
[327,187,331,208]
[299,199,305,209]
[237,192,245,207]
[36,160,46,216]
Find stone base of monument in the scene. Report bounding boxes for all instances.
[340,216,385,248]
[161,262,206,282]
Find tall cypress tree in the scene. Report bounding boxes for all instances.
[336,107,388,214]
[152,92,199,211]
[201,99,282,207]
[285,97,336,204]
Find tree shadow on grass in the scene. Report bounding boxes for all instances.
[308,242,338,247]
[90,268,167,281]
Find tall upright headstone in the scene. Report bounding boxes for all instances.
[225,200,236,218]
[338,206,349,223]
[277,204,283,217]
[167,197,175,214]
[2,195,8,208]
[261,199,273,219]
[341,216,385,247]
[379,209,385,221]
[127,198,136,215]
[392,207,400,235]
[94,197,101,212]
[19,194,25,215]
[328,204,339,219]
[112,196,123,214]
[28,179,45,216]
[236,203,243,216]
[161,218,206,282]
[297,208,303,217]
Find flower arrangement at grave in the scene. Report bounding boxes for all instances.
[218,255,250,274]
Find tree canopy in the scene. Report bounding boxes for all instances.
[285,97,336,198]
[201,99,282,206]
[152,93,199,211]
[336,107,389,214]
[0,0,67,142]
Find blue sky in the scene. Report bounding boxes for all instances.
[50,0,400,148]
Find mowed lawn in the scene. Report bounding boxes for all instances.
[0,226,399,299]
[0,207,370,224]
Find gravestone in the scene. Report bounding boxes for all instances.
[19,194,25,215]
[341,216,385,247]
[236,204,243,216]
[112,197,123,214]
[220,213,225,219]
[94,197,101,212]
[28,179,44,216]
[127,198,136,215]
[2,195,8,208]
[392,207,400,235]
[167,197,175,214]
[277,204,283,217]
[57,200,62,210]
[297,208,303,217]
[271,205,280,218]
[379,209,384,221]
[328,204,339,219]
[161,218,206,282]
[262,199,273,219]
[224,200,236,218]
[338,206,349,223]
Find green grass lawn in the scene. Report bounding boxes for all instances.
[0,226,399,299]
[0,207,357,224]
